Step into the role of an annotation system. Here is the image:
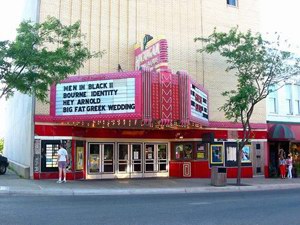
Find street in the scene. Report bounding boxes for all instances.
[1,189,299,225]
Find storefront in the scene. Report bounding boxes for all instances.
[33,38,267,180]
[267,123,300,178]
[34,123,266,180]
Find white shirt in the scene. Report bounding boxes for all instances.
[57,148,68,162]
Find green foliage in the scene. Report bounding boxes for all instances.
[0,17,104,101]
[195,27,300,184]
[195,27,300,138]
[0,138,3,154]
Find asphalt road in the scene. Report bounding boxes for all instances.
[1,189,299,225]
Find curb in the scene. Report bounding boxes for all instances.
[1,183,300,196]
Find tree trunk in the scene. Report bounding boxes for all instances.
[237,148,242,185]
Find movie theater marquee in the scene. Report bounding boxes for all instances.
[55,78,135,116]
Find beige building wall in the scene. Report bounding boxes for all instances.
[36,0,265,123]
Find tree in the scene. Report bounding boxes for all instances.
[195,27,300,185]
[0,138,3,155]
[0,17,103,101]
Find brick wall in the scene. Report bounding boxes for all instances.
[36,0,265,123]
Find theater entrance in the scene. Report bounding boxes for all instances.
[86,142,169,179]
[116,143,143,178]
[87,143,115,179]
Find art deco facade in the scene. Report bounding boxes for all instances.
[5,0,266,179]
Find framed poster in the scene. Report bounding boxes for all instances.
[89,154,100,172]
[196,143,207,160]
[76,147,84,170]
[225,142,238,167]
[242,145,251,163]
[210,144,223,164]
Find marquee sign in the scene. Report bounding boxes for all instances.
[56,78,135,116]
[190,82,209,125]
[134,37,168,71]
[48,72,142,121]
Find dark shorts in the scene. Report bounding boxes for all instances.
[58,161,67,169]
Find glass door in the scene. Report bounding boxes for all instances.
[158,144,168,171]
[118,144,129,173]
[145,144,155,172]
[88,143,114,175]
[89,144,100,173]
[117,143,143,177]
[102,144,114,173]
[132,144,142,173]
[144,143,168,173]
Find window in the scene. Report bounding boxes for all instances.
[45,144,59,168]
[256,143,261,150]
[285,84,293,115]
[175,143,193,160]
[295,85,300,114]
[158,144,168,171]
[41,140,61,172]
[268,85,278,114]
[269,97,277,113]
[296,100,300,115]
[196,143,208,160]
[227,0,237,6]
[287,99,293,114]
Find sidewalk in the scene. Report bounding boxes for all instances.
[1,169,300,196]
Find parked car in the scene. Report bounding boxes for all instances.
[0,154,9,175]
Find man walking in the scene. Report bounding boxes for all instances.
[57,144,68,183]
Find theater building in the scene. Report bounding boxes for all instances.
[4,0,267,180]
[267,83,300,178]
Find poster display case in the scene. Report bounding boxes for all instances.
[210,144,223,164]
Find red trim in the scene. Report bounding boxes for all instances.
[142,69,152,124]
[264,165,269,178]
[210,121,267,129]
[83,141,87,179]
[172,74,179,120]
[178,71,189,125]
[227,167,253,178]
[33,172,40,180]
[71,140,75,171]
[152,73,160,120]
[169,161,253,178]
[35,124,267,140]
[160,70,173,125]
[44,71,268,130]
[54,71,140,83]
[35,171,84,180]
[50,84,56,116]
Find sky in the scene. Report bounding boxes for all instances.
[260,0,300,52]
[0,0,299,137]
[0,0,25,137]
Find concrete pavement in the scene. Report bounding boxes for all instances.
[1,169,300,196]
